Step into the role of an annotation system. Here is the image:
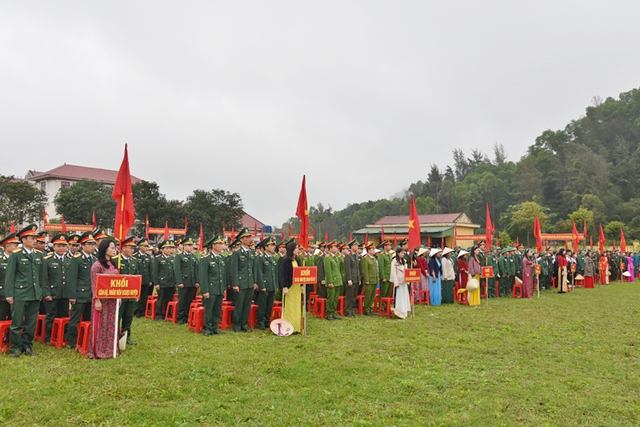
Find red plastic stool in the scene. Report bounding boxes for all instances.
[0,320,11,353]
[75,321,91,356]
[165,300,178,323]
[551,277,557,288]
[378,297,393,318]
[248,304,259,328]
[270,306,282,322]
[356,294,365,315]
[189,300,202,312]
[419,290,430,305]
[51,317,70,348]
[189,307,204,334]
[145,296,157,319]
[512,283,523,298]
[336,296,345,316]
[172,293,179,302]
[373,295,380,312]
[308,292,317,312]
[273,301,282,307]
[35,314,47,343]
[219,305,235,330]
[313,298,326,319]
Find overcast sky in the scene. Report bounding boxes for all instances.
[2,1,639,226]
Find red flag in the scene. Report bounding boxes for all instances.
[199,223,204,252]
[612,241,617,250]
[324,230,328,242]
[231,225,236,241]
[184,216,188,233]
[381,225,385,242]
[599,224,605,252]
[282,228,285,242]
[260,227,264,241]
[427,236,431,247]
[164,221,169,240]
[408,194,421,252]
[92,211,96,228]
[572,220,579,253]
[485,203,493,249]
[42,209,48,225]
[112,144,135,243]
[312,226,315,241]
[145,214,150,240]
[254,221,258,237]
[515,236,520,246]
[621,228,627,252]
[454,224,457,245]
[583,220,587,239]
[565,240,568,250]
[534,215,543,253]
[61,216,67,234]
[349,232,353,241]
[590,236,593,250]
[295,176,309,248]
[364,232,369,246]
[10,221,15,233]
[393,236,398,248]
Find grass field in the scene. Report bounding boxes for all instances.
[1,281,639,426]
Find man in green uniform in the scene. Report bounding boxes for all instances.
[497,248,510,297]
[174,237,199,325]
[66,231,96,350]
[0,233,19,321]
[42,234,73,344]
[200,235,227,335]
[67,234,80,257]
[116,237,139,345]
[229,228,257,332]
[315,241,327,298]
[576,249,586,277]
[343,239,361,317]
[339,243,348,297]
[323,240,342,320]
[135,238,153,318]
[92,228,109,255]
[153,240,176,320]
[5,224,45,357]
[35,231,48,253]
[486,246,499,298]
[361,241,379,315]
[255,237,278,330]
[378,239,393,298]
[302,242,317,301]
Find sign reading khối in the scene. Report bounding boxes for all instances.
[293,267,317,285]
[95,274,142,299]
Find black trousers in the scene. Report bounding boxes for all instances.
[66,301,92,348]
[256,290,275,328]
[43,298,69,343]
[177,287,197,323]
[0,299,11,321]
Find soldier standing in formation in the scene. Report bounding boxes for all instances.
[343,239,362,317]
[134,238,153,318]
[323,240,342,320]
[66,231,96,350]
[116,236,139,345]
[153,240,176,320]
[361,241,379,315]
[199,235,227,336]
[0,232,19,321]
[42,234,73,344]
[229,228,256,332]
[174,237,199,325]
[255,237,278,330]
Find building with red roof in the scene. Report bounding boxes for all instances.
[26,163,142,218]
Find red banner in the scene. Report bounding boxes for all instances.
[534,264,541,275]
[95,274,142,299]
[481,266,494,279]
[293,266,317,285]
[404,268,421,283]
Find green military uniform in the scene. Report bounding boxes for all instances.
[323,246,342,320]
[378,242,393,298]
[513,248,523,280]
[115,247,139,343]
[174,238,199,324]
[66,232,97,349]
[343,240,362,317]
[0,233,19,321]
[5,225,45,356]
[486,248,499,298]
[497,249,511,297]
[42,235,73,343]
[134,239,153,318]
[255,238,278,329]
[229,228,256,332]
[361,247,379,314]
[302,247,317,303]
[153,241,176,320]
[199,236,227,335]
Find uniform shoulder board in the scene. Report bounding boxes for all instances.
[155,254,162,258]
[74,253,82,258]
[201,253,210,259]
[34,249,43,253]
[44,253,53,259]
[13,248,22,253]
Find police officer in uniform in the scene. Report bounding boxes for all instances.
[66,231,96,350]
[42,234,73,343]
[0,232,20,321]
[199,235,227,335]
[174,237,199,325]
[5,224,45,357]
[153,240,176,320]
[116,236,139,345]
[255,237,278,330]
[229,228,257,332]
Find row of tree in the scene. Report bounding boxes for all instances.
[283,88,640,246]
